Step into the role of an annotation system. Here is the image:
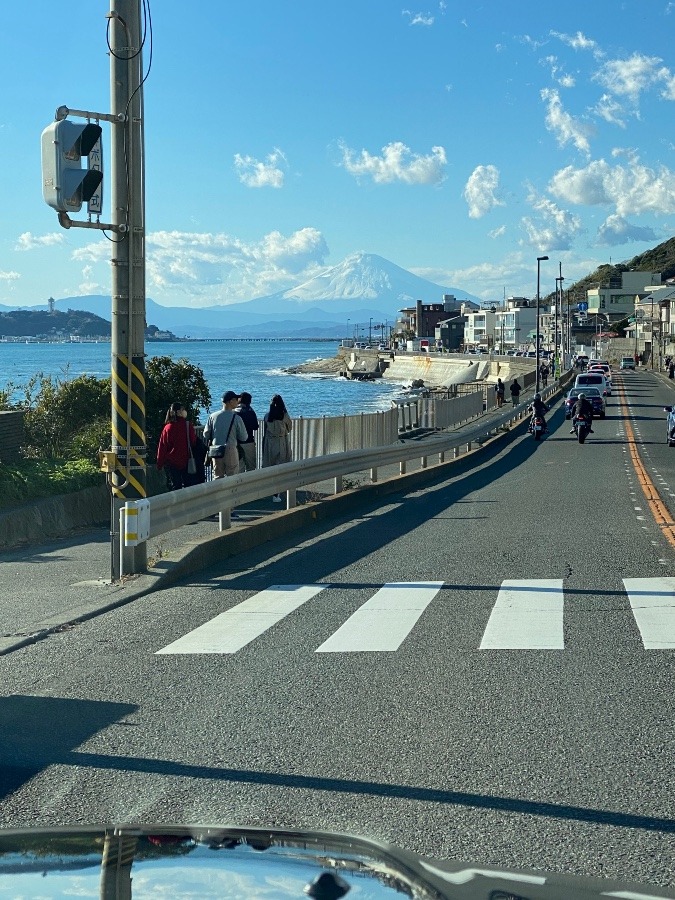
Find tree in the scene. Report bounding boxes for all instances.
[145,356,211,458]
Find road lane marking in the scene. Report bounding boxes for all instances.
[622,577,675,648]
[618,383,675,550]
[155,584,327,654]
[315,582,443,652]
[479,579,564,650]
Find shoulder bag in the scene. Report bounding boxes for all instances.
[206,415,235,459]
[186,420,197,474]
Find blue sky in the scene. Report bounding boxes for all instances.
[3,0,675,308]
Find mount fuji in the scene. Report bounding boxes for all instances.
[4,252,480,338]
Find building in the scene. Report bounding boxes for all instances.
[586,270,662,320]
[465,297,537,351]
[396,294,475,340]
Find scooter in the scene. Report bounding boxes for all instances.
[573,414,592,444]
[664,406,675,446]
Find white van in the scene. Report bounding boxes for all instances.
[574,372,610,396]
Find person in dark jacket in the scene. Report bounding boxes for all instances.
[528,392,549,432]
[570,393,594,433]
[509,379,522,406]
[236,391,259,472]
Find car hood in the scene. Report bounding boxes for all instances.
[0,825,672,899]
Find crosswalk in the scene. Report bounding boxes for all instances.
[155,579,675,656]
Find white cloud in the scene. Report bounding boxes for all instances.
[15,232,65,251]
[592,93,627,128]
[595,214,658,246]
[542,55,575,88]
[72,241,109,264]
[541,88,593,155]
[548,158,675,216]
[338,140,447,185]
[402,9,434,25]
[489,225,507,239]
[463,165,504,218]
[521,190,582,251]
[0,270,20,281]
[234,149,286,188]
[551,30,602,57]
[140,227,329,303]
[593,53,671,102]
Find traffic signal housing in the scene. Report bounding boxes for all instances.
[41,120,103,213]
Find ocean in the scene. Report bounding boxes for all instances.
[0,340,406,420]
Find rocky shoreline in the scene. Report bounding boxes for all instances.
[283,354,346,375]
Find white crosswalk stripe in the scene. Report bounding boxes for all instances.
[622,577,675,649]
[316,582,443,652]
[155,579,675,656]
[155,584,327,654]
[479,579,565,650]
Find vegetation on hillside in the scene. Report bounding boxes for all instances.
[544,234,675,302]
[0,308,178,340]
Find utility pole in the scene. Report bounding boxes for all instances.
[109,0,147,578]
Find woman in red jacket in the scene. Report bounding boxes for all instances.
[156,403,198,489]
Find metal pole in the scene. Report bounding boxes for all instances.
[109,0,146,579]
[536,256,549,392]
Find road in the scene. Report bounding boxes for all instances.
[1,369,673,890]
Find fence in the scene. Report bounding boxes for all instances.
[119,380,562,577]
[292,408,399,459]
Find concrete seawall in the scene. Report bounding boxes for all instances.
[381,354,536,387]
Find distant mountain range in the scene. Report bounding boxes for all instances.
[0,252,480,339]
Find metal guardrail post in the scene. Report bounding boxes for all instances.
[400,460,407,475]
[288,489,296,509]
[371,467,378,482]
[335,475,343,494]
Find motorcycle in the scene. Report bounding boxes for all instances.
[529,414,546,440]
[664,405,675,446]
[573,414,592,444]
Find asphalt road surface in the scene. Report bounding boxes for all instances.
[1,369,674,891]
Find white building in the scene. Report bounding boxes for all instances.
[464,297,538,351]
[587,270,661,318]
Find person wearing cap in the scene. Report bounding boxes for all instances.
[203,391,248,477]
[236,391,259,472]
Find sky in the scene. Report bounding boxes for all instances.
[2,0,675,308]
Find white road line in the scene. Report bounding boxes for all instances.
[316,582,443,652]
[479,579,565,650]
[622,578,675,649]
[156,584,327,654]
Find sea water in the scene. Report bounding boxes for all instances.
[0,340,406,419]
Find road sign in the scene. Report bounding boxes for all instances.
[578,301,588,312]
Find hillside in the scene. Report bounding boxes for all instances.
[0,309,177,340]
[547,235,675,301]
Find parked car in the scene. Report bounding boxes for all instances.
[564,387,606,419]
[621,356,635,370]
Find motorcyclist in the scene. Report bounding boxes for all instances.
[528,392,549,433]
[570,392,594,433]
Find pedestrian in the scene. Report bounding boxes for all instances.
[156,402,198,490]
[540,363,549,388]
[262,393,293,503]
[236,391,259,472]
[495,378,505,408]
[669,362,675,380]
[203,390,248,478]
[509,379,522,407]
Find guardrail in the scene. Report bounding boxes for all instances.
[119,381,560,577]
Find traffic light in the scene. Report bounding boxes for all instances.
[41,120,103,213]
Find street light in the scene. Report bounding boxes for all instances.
[536,255,549,392]
[369,317,373,346]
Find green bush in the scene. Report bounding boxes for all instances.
[0,459,100,511]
